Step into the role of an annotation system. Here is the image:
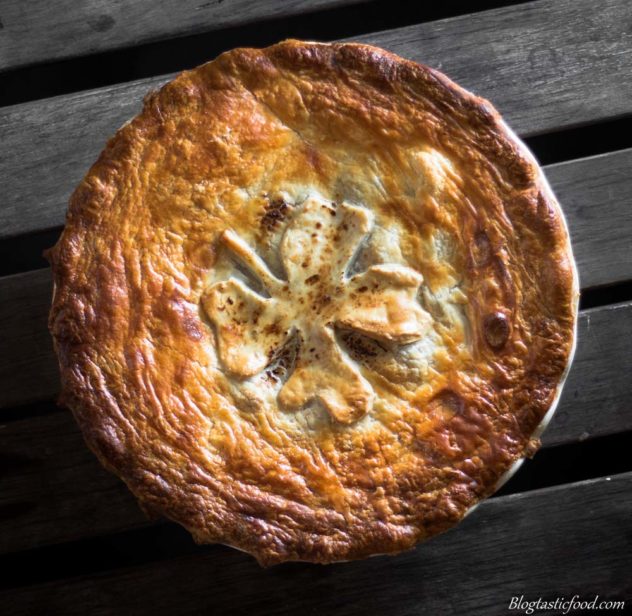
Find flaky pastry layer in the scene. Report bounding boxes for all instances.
[48,40,578,565]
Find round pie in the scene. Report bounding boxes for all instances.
[48,40,579,565]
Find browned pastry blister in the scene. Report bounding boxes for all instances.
[48,40,579,565]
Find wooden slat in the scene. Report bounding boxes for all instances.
[0,270,57,409]
[0,410,147,556]
[1,473,629,615]
[1,301,630,555]
[548,149,632,289]
[544,302,632,447]
[0,0,367,73]
[2,0,632,241]
[1,146,631,409]
[357,0,632,138]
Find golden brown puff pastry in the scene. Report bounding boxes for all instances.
[48,40,579,565]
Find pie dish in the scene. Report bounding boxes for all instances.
[48,40,579,565]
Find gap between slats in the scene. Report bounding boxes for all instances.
[0,300,630,557]
[3,123,632,278]
[0,0,630,595]
[2,145,632,410]
[0,451,629,590]
[0,472,629,614]
[2,0,632,244]
[0,0,535,86]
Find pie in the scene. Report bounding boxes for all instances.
[48,40,579,565]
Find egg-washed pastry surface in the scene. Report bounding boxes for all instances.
[48,40,578,565]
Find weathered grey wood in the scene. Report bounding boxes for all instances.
[1,473,629,615]
[0,301,630,555]
[0,0,367,73]
[2,0,632,240]
[544,302,632,447]
[547,149,632,290]
[354,0,632,139]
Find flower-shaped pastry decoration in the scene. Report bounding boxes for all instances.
[202,196,433,424]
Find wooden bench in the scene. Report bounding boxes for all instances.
[0,0,630,613]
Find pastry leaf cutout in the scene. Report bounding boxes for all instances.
[202,197,432,424]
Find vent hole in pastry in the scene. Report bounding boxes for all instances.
[227,252,272,298]
[337,328,389,364]
[258,196,296,281]
[336,326,439,390]
[265,331,301,385]
[343,234,371,278]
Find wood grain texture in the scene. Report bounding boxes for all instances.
[0,1,628,607]
[0,301,630,555]
[353,0,632,139]
[547,149,632,290]
[545,302,632,447]
[1,473,629,615]
[0,0,367,72]
[2,0,632,240]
